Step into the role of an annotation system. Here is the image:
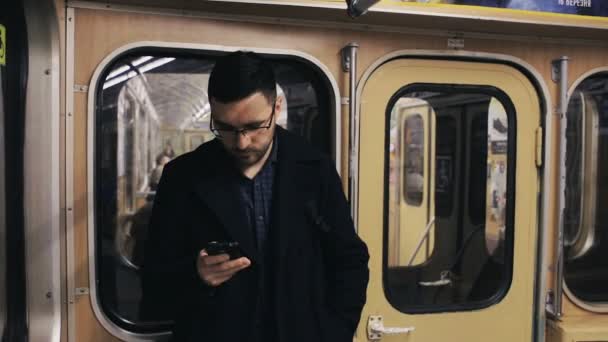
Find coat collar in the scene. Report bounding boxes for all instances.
[272,126,322,263]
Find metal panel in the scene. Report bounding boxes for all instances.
[65,7,77,342]
[22,0,62,341]
[0,68,6,340]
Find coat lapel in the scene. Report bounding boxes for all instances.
[273,155,298,268]
[270,128,323,342]
[192,142,258,261]
[272,128,321,278]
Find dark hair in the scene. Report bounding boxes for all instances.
[208,51,276,104]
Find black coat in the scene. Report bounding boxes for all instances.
[142,127,369,342]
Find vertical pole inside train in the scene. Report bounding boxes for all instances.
[552,55,569,319]
[341,43,359,224]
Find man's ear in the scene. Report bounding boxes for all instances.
[275,95,283,112]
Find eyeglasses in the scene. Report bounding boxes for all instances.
[210,102,276,139]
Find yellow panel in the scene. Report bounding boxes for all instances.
[357,58,540,341]
[547,315,608,342]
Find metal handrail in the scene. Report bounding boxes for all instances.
[407,217,436,267]
[553,56,569,318]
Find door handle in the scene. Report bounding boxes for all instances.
[367,315,414,340]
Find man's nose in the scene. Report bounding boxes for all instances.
[235,131,250,149]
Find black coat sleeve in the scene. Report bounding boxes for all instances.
[319,158,370,339]
[140,162,206,320]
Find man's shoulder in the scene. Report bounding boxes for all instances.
[163,139,222,176]
[277,127,329,164]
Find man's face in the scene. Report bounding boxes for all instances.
[210,92,280,169]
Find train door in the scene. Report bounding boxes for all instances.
[357,57,541,341]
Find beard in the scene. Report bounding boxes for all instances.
[228,138,273,168]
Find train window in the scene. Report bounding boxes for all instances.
[385,84,515,312]
[563,71,608,305]
[95,50,335,332]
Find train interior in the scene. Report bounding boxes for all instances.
[1,0,608,341]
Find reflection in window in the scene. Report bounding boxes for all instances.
[564,72,608,304]
[435,117,455,218]
[96,52,334,332]
[485,98,508,257]
[389,100,433,267]
[403,114,425,206]
[385,86,514,313]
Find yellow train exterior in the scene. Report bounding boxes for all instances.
[2,0,608,341]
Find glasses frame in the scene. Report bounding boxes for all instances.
[210,100,276,139]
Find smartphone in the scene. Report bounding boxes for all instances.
[205,241,242,259]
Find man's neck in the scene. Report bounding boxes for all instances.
[240,140,274,179]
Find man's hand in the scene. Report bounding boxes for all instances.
[196,250,251,287]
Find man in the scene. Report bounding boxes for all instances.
[142,51,369,342]
[149,154,171,191]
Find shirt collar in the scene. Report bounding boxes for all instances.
[269,133,278,164]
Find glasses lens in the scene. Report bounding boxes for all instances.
[214,129,242,139]
[211,106,274,139]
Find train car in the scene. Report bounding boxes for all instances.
[1,0,608,341]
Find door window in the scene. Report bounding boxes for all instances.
[385,85,515,312]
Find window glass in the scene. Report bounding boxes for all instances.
[385,85,514,312]
[435,116,456,218]
[485,98,508,256]
[96,51,335,332]
[403,114,424,206]
[388,101,433,267]
[564,72,608,304]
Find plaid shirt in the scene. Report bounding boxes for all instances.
[236,138,277,254]
[235,137,278,341]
